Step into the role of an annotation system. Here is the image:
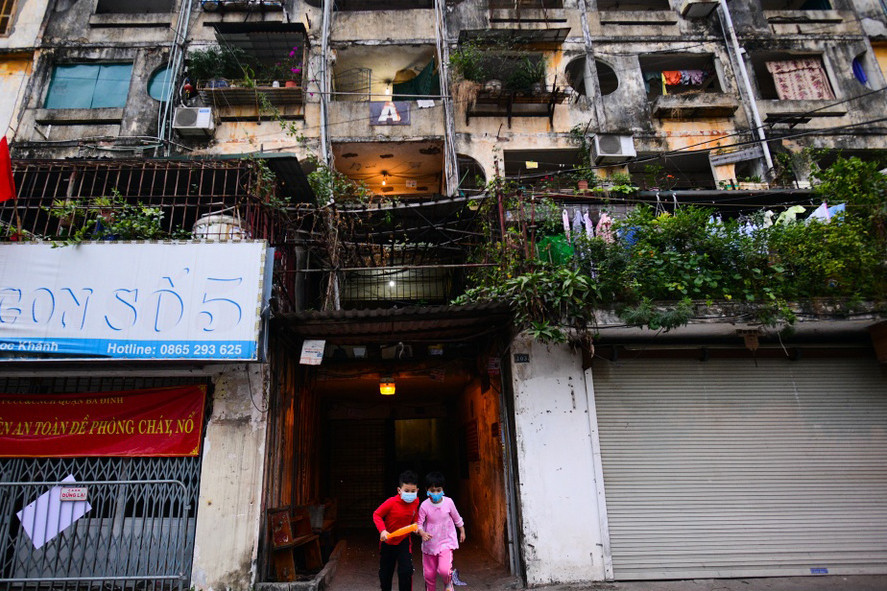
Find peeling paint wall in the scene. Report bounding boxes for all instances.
[510,335,606,585]
[191,363,268,591]
[458,377,508,565]
[0,56,32,137]
[0,0,49,137]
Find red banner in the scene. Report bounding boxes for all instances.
[0,386,206,457]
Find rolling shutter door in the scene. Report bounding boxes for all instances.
[593,357,887,580]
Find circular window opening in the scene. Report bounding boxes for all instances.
[148,66,174,101]
[565,57,618,97]
[457,155,486,193]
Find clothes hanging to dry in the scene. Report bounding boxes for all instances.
[765,58,835,100]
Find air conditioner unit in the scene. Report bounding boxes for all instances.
[173,107,215,138]
[591,135,636,164]
[680,0,719,18]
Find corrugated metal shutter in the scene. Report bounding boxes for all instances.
[593,356,887,580]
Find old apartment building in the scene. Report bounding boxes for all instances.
[1,1,886,589]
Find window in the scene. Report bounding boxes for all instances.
[639,53,722,99]
[148,66,173,101]
[565,57,619,97]
[45,64,133,109]
[749,53,834,100]
[1,0,17,35]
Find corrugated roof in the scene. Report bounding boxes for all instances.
[277,302,512,344]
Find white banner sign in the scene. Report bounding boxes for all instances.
[0,241,270,361]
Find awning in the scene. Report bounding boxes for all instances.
[276,303,513,344]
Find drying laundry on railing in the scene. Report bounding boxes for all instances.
[643,70,711,95]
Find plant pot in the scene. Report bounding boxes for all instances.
[738,182,768,191]
[484,79,502,94]
[577,180,589,191]
[285,80,299,88]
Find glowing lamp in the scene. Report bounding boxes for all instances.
[379,377,396,396]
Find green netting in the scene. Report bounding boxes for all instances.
[393,60,440,100]
[536,235,574,265]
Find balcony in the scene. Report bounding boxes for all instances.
[640,53,733,119]
[328,101,443,138]
[190,22,308,118]
[0,157,314,312]
[198,85,304,108]
[597,0,677,26]
[488,0,566,26]
[304,0,432,9]
[651,93,739,118]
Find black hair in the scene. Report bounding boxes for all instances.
[398,470,418,487]
[425,471,446,489]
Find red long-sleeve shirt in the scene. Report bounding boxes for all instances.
[372,494,419,545]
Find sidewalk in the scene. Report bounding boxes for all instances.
[529,575,887,591]
[325,530,885,591]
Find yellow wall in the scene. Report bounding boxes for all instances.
[0,55,33,135]
[874,43,887,79]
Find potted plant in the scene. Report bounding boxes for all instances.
[450,42,484,109]
[187,45,248,88]
[263,45,303,87]
[504,55,546,95]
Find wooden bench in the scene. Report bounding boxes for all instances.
[268,506,323,582]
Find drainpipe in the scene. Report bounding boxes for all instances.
[159,0,194,156]
[717,0,774,175]
[320,0,334,169]
[579,0,606,129]
[320,0,340,310]
[435,0,459,196]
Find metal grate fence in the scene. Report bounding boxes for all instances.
[0,458,201,591]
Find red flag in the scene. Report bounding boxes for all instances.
[0,136,16,202]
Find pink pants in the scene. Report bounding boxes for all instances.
[422,549,453,591]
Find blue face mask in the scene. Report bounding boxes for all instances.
[428,491,444,503]
[400,491,417,503]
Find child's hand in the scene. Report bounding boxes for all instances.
[420,530,432,542]
[380,530,389,542]
[459,529,466,543]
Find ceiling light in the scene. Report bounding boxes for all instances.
[379,376,396,396]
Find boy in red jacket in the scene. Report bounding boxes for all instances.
[373,470,420,591]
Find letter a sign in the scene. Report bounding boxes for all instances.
[370,101,410,126]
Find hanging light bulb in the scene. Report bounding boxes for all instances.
[381,171,388,186]
[379,376,396,395]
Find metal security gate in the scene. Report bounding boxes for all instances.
[0,457,201,591]
[593,356,887,580]
[0,376,207,591]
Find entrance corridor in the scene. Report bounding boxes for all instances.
[328,529,518,591]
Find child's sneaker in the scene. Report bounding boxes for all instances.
[451,568,467,586]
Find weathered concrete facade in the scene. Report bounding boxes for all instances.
[0,0,50,138]
[509,335,608,585]
[4,0,887,589]
[192,364,269,591]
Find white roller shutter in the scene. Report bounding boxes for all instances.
[593,356,887,580]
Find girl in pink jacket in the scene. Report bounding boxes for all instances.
[416,471,465,591]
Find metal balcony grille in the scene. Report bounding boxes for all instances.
[0,158,307,312]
